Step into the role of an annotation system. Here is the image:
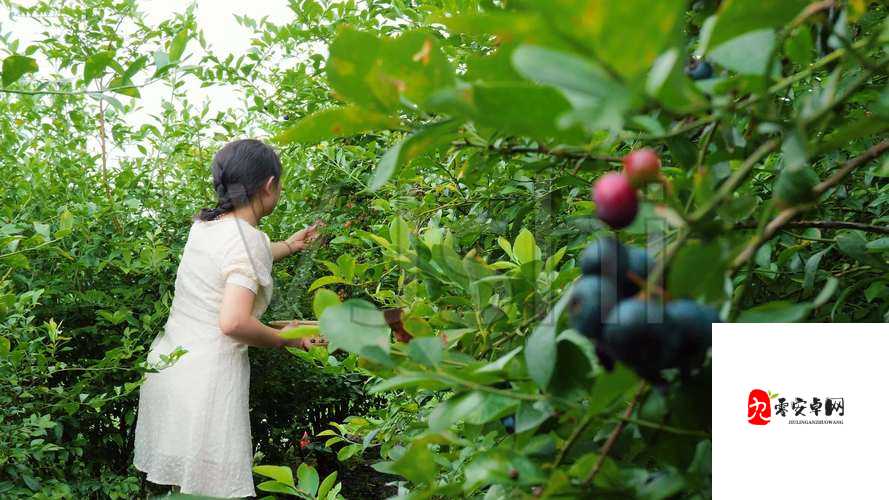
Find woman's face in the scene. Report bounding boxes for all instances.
[256,176,282,217]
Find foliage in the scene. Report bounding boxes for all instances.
[1,0,887,499]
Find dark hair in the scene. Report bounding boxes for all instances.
[196,139,283,221]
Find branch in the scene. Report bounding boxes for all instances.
[452,140,622,164]
[734,220,889,235]
[582,382,647,487]
[0,77,162,96]
[731,140,889,269]
[690,139,780,222]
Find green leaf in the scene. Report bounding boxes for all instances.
[737,301,812,322]
[369,119,459,192]
[278,325,320,340]
[326,28,455,111]
[107,77,139,98]
[668,241,726,301]
[389,216,410,253]
[515,400,553,434]
[429,391,484,432]
[709,30,776,75]
[390,442,437,484]
[319,299,390,355]
[525,285,574,389]
[296,463,319,496]
[2,55,38,86]
[512,228,537,264]
[0,336,10,356]
[837,230,889,269]
[253,465,294,486]
[785,27,814,67]
[407,336,443,367]
[275,105,398,145]
[153,50,170,74]
[469,82,585,142]
[371,30,456,109]
[589,364,638,413]
[803,247,830,295]
[84,51,116,85]
[537,0,685,80]
[169,28,190,62]
[313,288,341,319]
[475,346,522,373]
[326,28,385,108]
[255,480,300,496]
[308,275,347,292]
[706,0,809,50]
[368,372,447,393]
[317,471,338,500]
[511,44,633,130]
[866,238,889,253]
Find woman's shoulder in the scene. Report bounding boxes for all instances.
[207,218,271,255]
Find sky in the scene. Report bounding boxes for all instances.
[4,0,300,167]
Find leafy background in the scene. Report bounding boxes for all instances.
[0,0,887,498]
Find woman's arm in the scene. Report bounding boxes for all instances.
[218,283,299,348]
[271,220,325,262]
[270,241,294,262]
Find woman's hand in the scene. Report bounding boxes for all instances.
[281,335,328,351]
[284,220,325,254]
[278,320,328,350]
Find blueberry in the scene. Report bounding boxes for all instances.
[568,275,618,340]
[500,414,516,434]
[601,299,681,384]
[666,299,718,377]
[685,59,713,80]
[623,245,653,298]
[579,236,629,278]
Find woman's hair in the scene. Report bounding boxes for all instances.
[196,139,283,222]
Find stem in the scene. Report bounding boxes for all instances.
[611,416,711,438]
[690,139,780,222]
[581,382,647,487]
[733,220,889,235]
[0,78,162,96]
[452,140,622,164]
[731,140,889,269]
[0,238,62,259]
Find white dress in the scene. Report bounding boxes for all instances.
[134,217,274,498]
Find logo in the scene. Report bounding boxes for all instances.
[747,389,771,425]
[748,388,845,426]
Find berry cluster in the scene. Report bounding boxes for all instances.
[569,236,717,387]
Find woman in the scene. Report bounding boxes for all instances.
[133,139,326,498]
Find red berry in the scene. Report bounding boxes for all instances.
[593,172,638,229]
[622,148,661,186]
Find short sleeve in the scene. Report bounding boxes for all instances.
[219,220,273,294]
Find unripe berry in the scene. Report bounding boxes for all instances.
[593,172,638,229]
[622,148,661,186]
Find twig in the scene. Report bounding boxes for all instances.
[582,382,647,487]
[731,140,889,269]
[452,140,622,163]
[734,220,889,235]
[611,416,711,438]
[690,140,780,222]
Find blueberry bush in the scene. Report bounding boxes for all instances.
[1,0,887,498]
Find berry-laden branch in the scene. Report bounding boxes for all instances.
[731,140,889,269]
[581,381,647,488]
[734,219,889,235]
